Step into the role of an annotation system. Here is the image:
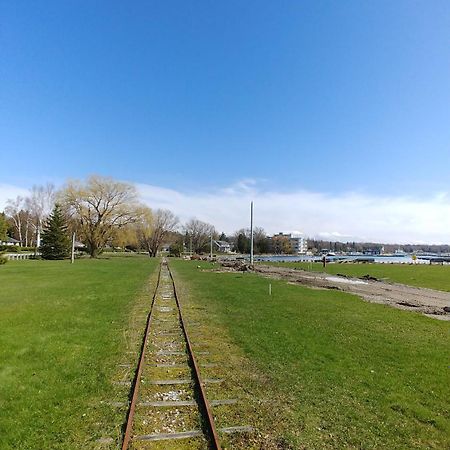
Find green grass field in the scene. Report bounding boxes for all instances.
[0,257,157,449]
[262,261,450,291]
[171,260,450,449]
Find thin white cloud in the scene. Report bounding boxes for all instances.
[0,183,30,208]
[1,179,449,244]
[137,181,450,244]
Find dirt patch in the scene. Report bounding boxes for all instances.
[221,263,450,320]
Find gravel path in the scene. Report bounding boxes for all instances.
[227,263,450,320]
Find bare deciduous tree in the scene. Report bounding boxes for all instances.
[5,185,55,248]
[26,183,56,248]
[5,196,26,245]
[61,175,141,257]
[184,219,216,254]
[136,207,178,257]
[135,207,154,256]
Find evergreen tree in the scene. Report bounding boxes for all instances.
[40,204,70,260]
[0,213,7,242]
[236,233,250,253]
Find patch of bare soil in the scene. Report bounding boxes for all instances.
[220,262,450,320]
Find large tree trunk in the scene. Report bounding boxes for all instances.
[88,240,101,258]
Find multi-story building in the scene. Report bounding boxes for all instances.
[271,232,308,254]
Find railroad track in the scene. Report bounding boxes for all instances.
[121,259,250,449]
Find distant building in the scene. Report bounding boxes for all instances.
[74,241,86,249]
[161,244,171,252]
[272,232,308,254]
[363,248,381,256]
[213,240,232,253]
[0,237,20,247]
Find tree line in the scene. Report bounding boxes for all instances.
[0,175,271,259]
[308,240,450,254]
[1,176,180,259]
[4,176,447,259]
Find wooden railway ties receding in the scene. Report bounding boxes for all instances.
[149,378,192,385]
[150,362,218,368]
[148,378,224,385]
[139,399,237,407]
[151,363,190,368]
[157,306,174,312]
[134,426,254,442]
[114,378,224,388]
[135,429,204,441]
[154,331,182,336]
[121,261,229,450]
[155,350,186,356]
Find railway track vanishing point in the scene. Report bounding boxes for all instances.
[121,259,251,449]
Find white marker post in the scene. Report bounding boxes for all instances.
[250,201,254,265]
[71,232,76,264]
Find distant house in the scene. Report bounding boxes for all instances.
[0,237,20,247]
[213,240,232,253]
[363,248,381,256]
[74,241,86,250]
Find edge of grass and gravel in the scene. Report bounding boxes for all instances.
[262,261,450,291]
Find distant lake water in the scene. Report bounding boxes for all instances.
[255,255,428,264]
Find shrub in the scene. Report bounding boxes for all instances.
[0,253,7,265]
[0,245,20,252]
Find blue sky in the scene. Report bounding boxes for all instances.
[1,1,450,241]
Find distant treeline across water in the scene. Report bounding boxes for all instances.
[308,240,450,254]
[256,255,449,264]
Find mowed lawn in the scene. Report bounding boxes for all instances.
[171,260,450,449]
[264,261,450,291]
[0,256,157,449]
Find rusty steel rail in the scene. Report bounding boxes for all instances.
[121,260,222,450]
[167,261,222,450]
[121,262,162,450]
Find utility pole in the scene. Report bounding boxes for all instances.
[71,232,76,264]
[210,234,213,259]
[250,201,254,265]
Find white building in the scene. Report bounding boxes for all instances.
[273,232,308,254]
[213,240,232,253]
[0,237,20,247]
